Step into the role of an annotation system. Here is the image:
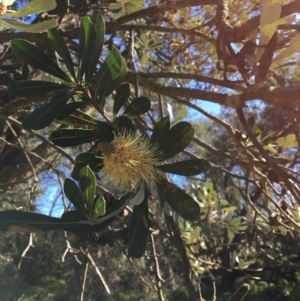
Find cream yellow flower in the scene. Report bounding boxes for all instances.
[98,131,161,191]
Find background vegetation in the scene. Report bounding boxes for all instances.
[1,0,300,300]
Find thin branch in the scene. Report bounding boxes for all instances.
[7,117,74,164]
[236,108,300,203]
[227,283,250,301]
[212,281,217,301]
[106,23,216,45]
[134,72,245,92]
[80,260,89,301]
[18,233,34,269]
[115,0,217,24]
[6,121,38,211]
[138,76,244,108]
[150,232,165,301]
[81,248,114,301]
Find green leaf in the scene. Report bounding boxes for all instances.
[101,56,127,102]
[79,166,96,214]
[61,210,113,232]
[127,195,148,258]
[116,116,135,133]
[156,177,200,221]
[86,12,106,82]
[8,80,70,97]
[0,210,70,232]
[56,102,86,120]
[22,89,73,130]
[151,116,170,146]
[106,192,133,215]
[277,134,298,150]
[57,110,98,128]
[71,152,103,181]
[113,83,130,116]
[123,96,151,118]
[78,17,95,81]
[159,121,194,160]
[11,39,70,82]
[0,19,58,33]
[96,121,115,142]
[50,129,99,147]
[78,13,105,82]
[95,48,126,109]
[8,0,57,17]
[156,159,211,176]
[64,179,89,215]
[47,28,76,80]
[93,195,106,218]
[61,210,87,222]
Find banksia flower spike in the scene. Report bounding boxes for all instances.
[98,131,162,192]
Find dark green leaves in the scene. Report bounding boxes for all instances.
[57,109,98,128]
[156,177,200,221]
[47,28,76,80]
[79,166,96,214]
[78,13,105,82]
[8,80,70,97]
[156,159,211,176]
[11,39,71,82]
[50,129,99,147]
[64,178,89,216]
[93,195,106,218]
[123,96,151,118]
[159,121,194,160]
[71,152,103,181]
[64,169,106,220]
[151,116,170,145]
[113,83,130,116]
[128,195,149,258]
[0,210,69,232]
[22,89,73,130]
[95,48,127,108]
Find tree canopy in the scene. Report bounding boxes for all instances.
[1,0,300,300]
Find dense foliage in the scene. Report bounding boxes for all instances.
[1,0,300,300]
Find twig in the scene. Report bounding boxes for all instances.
[81,248,114,301]
[80,260,89,301]
[227,283,250,301]
[212,281,217,301]
[197,283,204,301]
[7,116,74,164]
[18,233,34,269]
[116,241,153,289]
[62,235,81,263]
[150,232,165,301]
[236,108,300,203]
[6,121,38,211]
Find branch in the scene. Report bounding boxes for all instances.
[80,260,89,301]
[18,233,34,269]
[109,23,215,42]
[137,76,244,108]
[115,0,217,24]
[236,107,300,203]
[78,228,129,247]
[81,248,115,301]
[150,232,165,301]
[133,72,245,92]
